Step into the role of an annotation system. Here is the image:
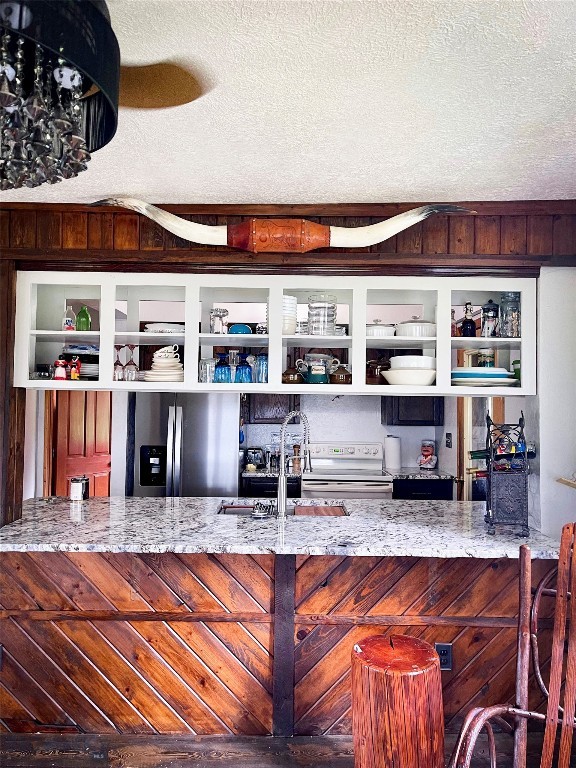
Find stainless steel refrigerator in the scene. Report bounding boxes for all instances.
[124,392,241,497]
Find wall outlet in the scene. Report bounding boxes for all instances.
[435,642,453,671]
[445,433,452,448]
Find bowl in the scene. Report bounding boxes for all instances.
[366,324,395,337]
[395,320,436,337]
[228,323,253,334]
[390,355,436,369]
[381,368,436,386]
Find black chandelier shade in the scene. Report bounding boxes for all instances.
[0,0,119,189]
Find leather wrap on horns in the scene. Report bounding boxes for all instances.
[92,197,473,253]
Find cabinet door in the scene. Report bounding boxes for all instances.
[392,478,454,500]
[246,394,300,424]
[382,397,444,426]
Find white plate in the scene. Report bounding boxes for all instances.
[451,378,519,386]
[144,375,184,381]
[451,367,510,375]
[144,323,185,332]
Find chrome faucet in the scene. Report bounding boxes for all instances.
[277,410,311,518]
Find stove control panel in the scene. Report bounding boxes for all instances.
[307,443,384,460]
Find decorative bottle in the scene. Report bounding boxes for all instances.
[461,302,476,337]
[499,292,521,338]
[76,305,92,331]
[450,308,457,337]
[62,305,76,331]
[481,299,499,338]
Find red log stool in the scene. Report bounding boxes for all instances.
[351,634,444,768]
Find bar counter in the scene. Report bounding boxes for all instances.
[0,496,560,558]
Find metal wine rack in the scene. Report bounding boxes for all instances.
[484,412,529,537]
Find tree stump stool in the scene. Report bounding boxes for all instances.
[351,634,444,768]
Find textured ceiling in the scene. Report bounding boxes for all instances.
[3,0,576,204]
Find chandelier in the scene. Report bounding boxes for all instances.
[0,0,119,190]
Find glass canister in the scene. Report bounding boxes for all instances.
[209,308,229,334]
[499,292,521,338]
[307,293,337,336]
[481,299,499,338]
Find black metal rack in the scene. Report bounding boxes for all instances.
[484,412,529,537]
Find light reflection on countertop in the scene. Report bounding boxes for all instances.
[0,496,559,559]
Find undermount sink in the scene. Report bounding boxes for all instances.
[217,500,348,517]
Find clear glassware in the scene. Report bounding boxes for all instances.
[113,344,124,381]
[307,293,337,335]
[481,299,499,338]
[199,357,216,383]
[499,292,521,338]
[209,308,229,334]
[234,354,253,383]
[123,344,139,381]
[213,353,231,383]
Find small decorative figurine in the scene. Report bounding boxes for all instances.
[417,440,437,470]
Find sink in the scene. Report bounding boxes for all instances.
[217,501,348,516]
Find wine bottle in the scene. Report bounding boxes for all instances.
[76,305,92,331]
[62,305,76,331]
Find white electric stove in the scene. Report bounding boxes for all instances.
[301,442,393,499]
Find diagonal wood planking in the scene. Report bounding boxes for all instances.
[0,553,273,734]
[294,556,557,735]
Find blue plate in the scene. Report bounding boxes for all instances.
[228,324,253,334]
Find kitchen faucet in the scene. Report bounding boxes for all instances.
[277,411,311,518]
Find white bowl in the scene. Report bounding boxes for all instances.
[382,368,436,386]
[395,321,436,337]
[390,355,436,370]
[366,324,395,337]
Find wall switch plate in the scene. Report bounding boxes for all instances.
[435,642,453,671]
[445,433,452,448]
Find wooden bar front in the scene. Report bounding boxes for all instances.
[0,552,556,736]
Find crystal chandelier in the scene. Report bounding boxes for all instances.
[0,0,119,190]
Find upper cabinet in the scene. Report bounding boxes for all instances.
[14,272,536,396]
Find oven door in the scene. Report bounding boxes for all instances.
[300,479,393,499]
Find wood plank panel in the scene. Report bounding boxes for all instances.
[9,210,36,248]
[500,216,527,254]
[552,214,576,255]
[527,215,554,255]
[475,216,501,254]
[113,214,140,250]
[448,216,475,254]
[422,214,449,254]
[62,213,87,249]
[36,211,62,249]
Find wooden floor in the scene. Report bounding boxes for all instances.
[0,733,554,767]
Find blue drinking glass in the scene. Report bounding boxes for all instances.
[213,353,231,383]
[235,354,253,384]
[255,353,268,383]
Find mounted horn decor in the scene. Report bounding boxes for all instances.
[92,197,473,253]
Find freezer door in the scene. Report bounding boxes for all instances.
[177,393,240,497]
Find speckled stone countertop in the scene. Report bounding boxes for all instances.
[0,497,559,559]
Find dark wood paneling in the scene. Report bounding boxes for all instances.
[500,216,527,254]
[36,211,62,249]
[113,214,140,250]
[9,210,36,248]
[62,213,87,249]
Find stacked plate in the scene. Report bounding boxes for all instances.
[79,363,99,380]
[451,367,518,387]
[144,323,185,334]
[282,295,297,334]
[143,350,184,382]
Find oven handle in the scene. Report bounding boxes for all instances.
[301,480,393,492]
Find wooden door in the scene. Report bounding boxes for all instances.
[51,391,112,497]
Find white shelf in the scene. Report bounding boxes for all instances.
[14,272,537,396]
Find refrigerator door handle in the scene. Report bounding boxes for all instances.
[174,406,183,496]
[166,405,176,496]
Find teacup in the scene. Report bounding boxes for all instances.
[155,344,179,356]
[154,352,180,361]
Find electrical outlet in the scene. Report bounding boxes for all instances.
[445,433,452,448]
[435,642,453,671]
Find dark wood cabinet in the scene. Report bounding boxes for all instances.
[244,394,300,424]
[381,397,444,427]
[392,478,454,500]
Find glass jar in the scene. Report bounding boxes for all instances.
[307,293,337,336]
[210,308,229,334]
[499,292,521,338]
[481,299,499,338]
[254,353,268,383]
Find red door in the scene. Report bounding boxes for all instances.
[52,391,112,497]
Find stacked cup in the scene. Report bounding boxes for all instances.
[282,295,298,335]
[144,345,184,382]
[308,293,337,335]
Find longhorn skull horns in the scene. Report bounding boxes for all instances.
[92,197,473,253]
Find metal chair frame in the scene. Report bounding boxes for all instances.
[448,521,575,768]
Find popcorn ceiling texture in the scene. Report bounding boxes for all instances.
[3,0,576,204]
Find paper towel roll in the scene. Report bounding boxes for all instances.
[385,435,402,469]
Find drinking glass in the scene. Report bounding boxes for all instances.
[124,344,139,381]
[199,357,216,383]
[235,354,253,383]
[213,353,231,383]
[113,345,124,381]
[254,353,268,383]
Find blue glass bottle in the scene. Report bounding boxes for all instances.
[235,353,253,384]
[213,353,231,383]
[255,353,268,383]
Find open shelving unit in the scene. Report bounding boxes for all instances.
[14,272,536,395]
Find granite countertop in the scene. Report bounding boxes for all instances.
[0,497,559,559]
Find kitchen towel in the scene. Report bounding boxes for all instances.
[385,435,402,469]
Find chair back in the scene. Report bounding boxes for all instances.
[535,522,575,768]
